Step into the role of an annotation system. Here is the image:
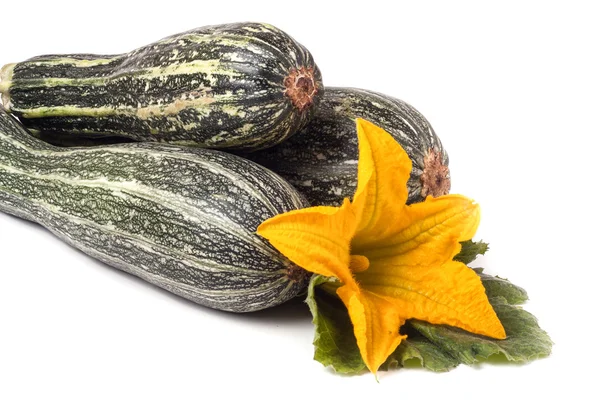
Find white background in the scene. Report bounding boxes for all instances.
[0,1,598,398]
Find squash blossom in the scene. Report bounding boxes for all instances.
[257,118,506,374]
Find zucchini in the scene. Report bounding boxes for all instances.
[0,22,322,152]
[0,108,309,312]
[247,87,450,206]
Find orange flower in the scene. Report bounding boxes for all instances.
[258,119,505,374]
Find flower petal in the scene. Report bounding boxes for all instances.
[337,285,407,375]
[257,199,358,285]
[353,194,481,265]
[358,259,506,339]
[352,118,412,240]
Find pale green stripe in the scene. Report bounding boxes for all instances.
[20,93,218,119]
[13,59,242,90]
[23,56,120,67]
[14,77,107,88]
[21,105,119,118]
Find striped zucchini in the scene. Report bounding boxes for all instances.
[0,22,322,152]
[0,108,309,312]
[247,87,450,206]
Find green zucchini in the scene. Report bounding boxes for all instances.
[0,22,322,152]
[246,87,450,206]
[0,108,309,312]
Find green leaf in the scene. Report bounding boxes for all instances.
[455,239,528,305]
[308,271,552,374]
[383,332,459,372]
[455,240,489,264]
[479,272,529,305]
[306,275,366,374]
[408,296,552,365]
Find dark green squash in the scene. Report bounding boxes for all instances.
[247,87,450,206]
[0,22,322,152]
[0,108,310,312]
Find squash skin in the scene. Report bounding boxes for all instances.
[0,22,322,152]
[246,87,450,206]
[0,108,310,312]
